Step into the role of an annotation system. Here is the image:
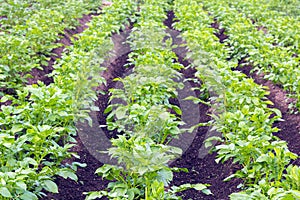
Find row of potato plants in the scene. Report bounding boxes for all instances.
[199,0,300,112]
[224,0,300,108]
[0,0,102,30]
[0,0,104,94]
[0,1,137,199]
[86,0,211,199]
[264,0,300,17]
[228,0,300,54]
[173,0,300,199]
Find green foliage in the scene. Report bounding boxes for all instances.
[87,0,211,199]
[200,0,300,112]
[173,0,300,198]
[87,134,209,199]
[3,0,298,198]
[0,0,104,92]
[0,0,136,198]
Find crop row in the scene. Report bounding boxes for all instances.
[232,0,300,110]
[0,0,104,30]
[228,0,300,54]
[198,0,300,112]
[0,1,136,199]
[86,0,211,199]
[0,0,103,93]
[173,0,300,199]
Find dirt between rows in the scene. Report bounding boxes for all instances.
[35,10,300,200]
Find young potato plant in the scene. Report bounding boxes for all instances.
[86,135,210,200]
[101,135,182,199]
[173,0,300,198]
[107,104,183,144]
[106,52,183,138]
[230,163,300,200]
[0,84,80,199]
[0,39,42,91]
[0,0,102,30]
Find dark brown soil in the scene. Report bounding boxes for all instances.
[211,21,228,43]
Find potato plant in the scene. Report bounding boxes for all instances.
[228,0,300,52]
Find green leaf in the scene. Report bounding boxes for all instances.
[20,191,38,200]
[270,108,282,118]
[159,112,169,120]
[115,107,127,119]
[171,105,182,115]
[90,106,100,111]
[202,188,213,195]
[172,167,188,173]
[16,181,27,190]
[290,190,300,198]
[104,105,113,114]
[85,191,105,200]
[193,183,208,191]
[157,169,173,186]
[229,193,251,200]
[279,76,287,83]
[223,174,237,182]
[0,96,9,103]
[204,136,223,148]
[43,180,58,193]
[256,155,269,163]
[56,169,78,181]
[110,187,127,197]
[95,164,114,175]
[11,125,23,134]
[127,189,135,200]
[184,96,211,106]
[0,187,12,198]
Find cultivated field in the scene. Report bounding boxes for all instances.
[1,0,300,199]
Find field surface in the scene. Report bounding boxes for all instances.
[1,0,300,199]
